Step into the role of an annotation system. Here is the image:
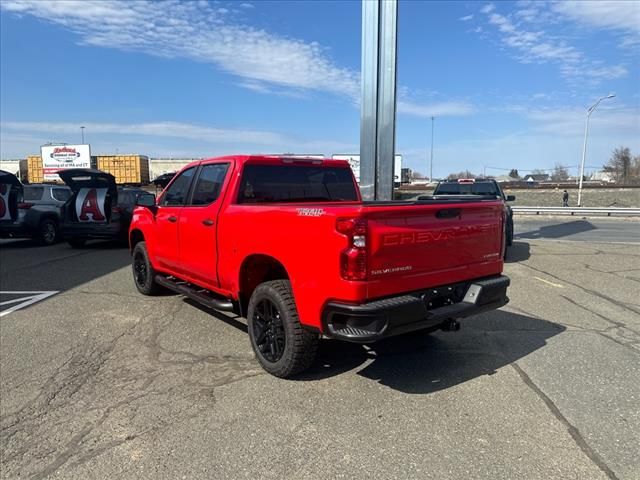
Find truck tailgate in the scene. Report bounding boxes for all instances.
[364,200,504,299]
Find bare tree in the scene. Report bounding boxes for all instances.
[447,171,477,180]
[551,163,569,182]
[604,147,633,184]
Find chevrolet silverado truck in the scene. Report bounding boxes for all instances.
[129,155,510,377]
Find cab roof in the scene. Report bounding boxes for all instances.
[180,155,351,170]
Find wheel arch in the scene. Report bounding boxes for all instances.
[129,228,145,252]
[238,254,290,316]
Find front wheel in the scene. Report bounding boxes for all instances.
[132,241,161,295]
[247,280,319,378]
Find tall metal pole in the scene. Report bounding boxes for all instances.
[577,115,590,206]
[577,94,615,206]
[360,0,398,201]
[429,116,434,183]
[80,126,85,144]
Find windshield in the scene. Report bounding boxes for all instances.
[238,164,358,203]
[434,182,501,197]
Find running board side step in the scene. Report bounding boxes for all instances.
[154,275,235,312]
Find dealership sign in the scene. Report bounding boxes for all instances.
[41,144,91,180]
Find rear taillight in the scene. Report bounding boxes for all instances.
[17,202,33,209]
[336,217,367,281]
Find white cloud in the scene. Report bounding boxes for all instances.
[1,121,288,144]
[0,0,461,119]
[460,14,474,22]
[552,1,640,35]
[0,0,360,99]
[552,0,640,49]
[526,105,640,136]
[396,101,475,118]
[0,120,358,157]
[240,3,254,9]
[480,4,495,14]
[480,6,629,83]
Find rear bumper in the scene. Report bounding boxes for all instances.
[322,275,510,343]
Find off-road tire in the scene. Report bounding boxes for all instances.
[132,241,161,296]
[36,218,58,246]
[247,280,319,378]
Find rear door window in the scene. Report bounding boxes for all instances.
[160,167,196,206]
[52,188,71,202]
[118,191,131,207]
[24,186,44,201]
[188,164,229,206]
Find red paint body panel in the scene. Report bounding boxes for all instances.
[130,155,505,331]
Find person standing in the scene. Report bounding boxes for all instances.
[562,190,569,207]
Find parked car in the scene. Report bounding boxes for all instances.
[431,178,516,246]
[152,172,176,189]
[58,168,147,247]
[0,170,71,245]
[129,155,510,378]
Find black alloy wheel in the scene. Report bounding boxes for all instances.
[133,250,148,290]
[247,280,319,377]
[131,241,161,295]
[252,298,286,363]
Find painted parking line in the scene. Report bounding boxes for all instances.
[532,277,564,288]
[0,291,59,318]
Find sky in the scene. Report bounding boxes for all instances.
[1,0,639,178]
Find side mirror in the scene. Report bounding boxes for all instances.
[506,195,516,201]
[136,193,156,207]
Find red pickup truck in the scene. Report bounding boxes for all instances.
[129,155,509,377]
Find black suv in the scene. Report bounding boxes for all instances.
[0,170,71,245]
[432,178,516,246]
[58,169,147,247]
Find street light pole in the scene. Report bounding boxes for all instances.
[80,126,85,144]
[577,94,615,206]
[429,116,434,183]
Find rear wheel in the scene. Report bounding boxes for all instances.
[132,241,160,295]
[247,280,319,378]
[68,237,87,248]
[36,219,58,246]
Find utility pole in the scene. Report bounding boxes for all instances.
[578,93,615,206]
[429,116,434,183]
[80,126,85,144]
[360,0,398,200]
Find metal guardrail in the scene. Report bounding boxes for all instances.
[512,206,640,216]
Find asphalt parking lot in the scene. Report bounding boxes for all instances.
[1,217,639,479]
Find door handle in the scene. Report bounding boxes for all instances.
[202,219,214,227]
[168,216,178,223]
